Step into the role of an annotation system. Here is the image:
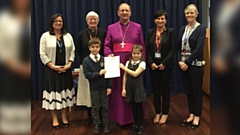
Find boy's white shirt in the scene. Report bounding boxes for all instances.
[90,53,100,62]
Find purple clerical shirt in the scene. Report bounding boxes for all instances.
[104,21,145,64]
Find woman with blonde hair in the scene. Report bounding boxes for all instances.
[178,4,206,129]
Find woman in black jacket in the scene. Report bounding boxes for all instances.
[146,9,175,125]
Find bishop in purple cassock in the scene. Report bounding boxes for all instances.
[104,8,145,124]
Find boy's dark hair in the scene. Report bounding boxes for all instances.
[154,10,168,20]
[130,44,143,61]
[88,37,101,46]
[49,13,67,35]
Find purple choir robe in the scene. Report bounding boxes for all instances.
[104,21,145,125]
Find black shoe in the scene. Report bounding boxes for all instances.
[85,117,92,125]
[93,125,100,134]
[52,124,60,129]
[181,119,193,126]
[129,124,136,134]
[136,126,143,135]
[104,124,111,134]
[191,120,200,129]
[62,122,69,127]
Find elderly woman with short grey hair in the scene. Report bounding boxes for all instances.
[76,11,106,126]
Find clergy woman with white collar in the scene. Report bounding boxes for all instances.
[76,11,106,126]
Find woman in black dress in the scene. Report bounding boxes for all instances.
[39,13,75,129]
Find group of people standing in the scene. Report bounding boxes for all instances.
[39,2,206,134]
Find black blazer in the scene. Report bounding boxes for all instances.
[177,24,206,65]
[146,27,176,68]
[76,28,106,64]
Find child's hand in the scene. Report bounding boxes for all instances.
[121,89,126,97]
[106,88,112,96]
[119,63,125,70]
[99,69,106,75]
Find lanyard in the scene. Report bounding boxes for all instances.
[155,30,163,52]
[56,40,62,48]
[183,22,196,46]
[88,28,97,39]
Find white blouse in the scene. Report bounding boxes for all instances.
[125,60,146,70]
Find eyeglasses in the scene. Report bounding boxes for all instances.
[54,20,63,23]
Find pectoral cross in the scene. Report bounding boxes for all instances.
[120,42,125,48]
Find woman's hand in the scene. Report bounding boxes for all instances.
[158,64,165,70]
[52,65,66,73]
[151,63,158,70]
[178,61,188,71]
[62,64,71,71]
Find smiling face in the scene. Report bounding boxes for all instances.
[118,3,131,23]
[52,16,63,31]
[184,7,198,24]
[131,48,142,61]
[87,16,99,29]
[155,15,167,28]
[89,44,100,55]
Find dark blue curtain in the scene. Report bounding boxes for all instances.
[31,0,202,100]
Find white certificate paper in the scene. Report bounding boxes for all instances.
[104,56,120,78]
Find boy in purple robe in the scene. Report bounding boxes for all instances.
[104,3,145,125]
